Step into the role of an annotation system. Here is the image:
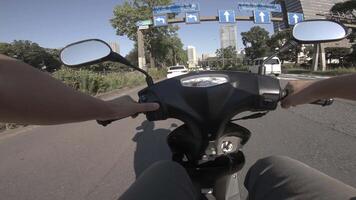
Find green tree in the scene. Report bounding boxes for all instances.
[331,0,356,14]
[215,46,242,70]
[330,0,356,65]
[110,0,184,68]
[241,26,271,60]
[325,47,352,67]
[126,45,139,67]
[267,29,302,63]
[0,40,61,72]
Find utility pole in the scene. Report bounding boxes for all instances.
[137,29,146,70]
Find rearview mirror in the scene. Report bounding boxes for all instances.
[292,20,349,43]
[60,39,112,66]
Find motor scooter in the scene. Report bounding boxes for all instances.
[59,20,349,200]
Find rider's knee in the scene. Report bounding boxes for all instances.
[256,155,296,167]
[147,160,188,178]
[250,155,302,175]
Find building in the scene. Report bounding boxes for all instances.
[187,46,197,68]
[202,53,216,60]
[273,0,346,32]
[109,42,120,54]
[220,24,238,49]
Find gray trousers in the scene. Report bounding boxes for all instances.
[119,156,356,200]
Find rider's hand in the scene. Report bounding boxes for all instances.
[98,95,159,120]
[281,80,318,109]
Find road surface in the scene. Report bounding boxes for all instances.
[0,74,355,200]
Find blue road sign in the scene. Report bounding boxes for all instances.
[153,15,168,27]
[237,2,282,12]
[185,12,200,24]
[288,12,304,25]
[218,10,236,23]
[254,10,271,24]
[153,3,199,15]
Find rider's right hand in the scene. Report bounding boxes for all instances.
[281,80,318,109]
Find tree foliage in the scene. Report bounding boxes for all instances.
[267,29,302,63]
[241,26,271,60]
[330,0,356,14]
[0,40,61,72]
[330,0,356,65]
[215,46,242,70]
[110,0,186,67]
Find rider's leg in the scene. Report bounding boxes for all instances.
[244,156,356,200]
[119,160,198,200]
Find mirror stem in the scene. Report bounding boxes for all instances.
[259,40,298,75]
[110,52,154,86]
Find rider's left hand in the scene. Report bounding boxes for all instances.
[98,95,159,120]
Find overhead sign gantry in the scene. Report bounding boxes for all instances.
[136,2,306,69]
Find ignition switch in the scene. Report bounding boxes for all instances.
[221,141,234,153]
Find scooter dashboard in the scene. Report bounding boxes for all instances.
[138,71,281,127]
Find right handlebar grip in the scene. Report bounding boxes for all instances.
[310,99,334,106]
[97,119,118,127]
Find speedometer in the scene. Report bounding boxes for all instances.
[180,74,229,88]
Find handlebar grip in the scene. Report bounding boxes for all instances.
[96,119,118,127]
[310,99,334,106]
[281,89,334,107]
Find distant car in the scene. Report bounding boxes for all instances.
[167,65,188,78]
[248,57,282,76]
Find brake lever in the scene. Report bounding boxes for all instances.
[96,112,140,127]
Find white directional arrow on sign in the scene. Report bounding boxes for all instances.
[293,14,299,24]
[224,11,230,22]
[187,14,197,21]
[259,12,265,23]
[156,17,165,23]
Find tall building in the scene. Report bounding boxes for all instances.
[109,42,120,54]
[273,0,346,32]
[187,46,197,68]
[220,25,238,49]
[202,53,216,60]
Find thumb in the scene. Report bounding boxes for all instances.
[136,102,160,112]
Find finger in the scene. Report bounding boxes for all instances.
[281,98,292,109]
[136,102,160,112]
[131,113,139,118]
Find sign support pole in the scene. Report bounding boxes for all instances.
[312,44,320,71]
[137,29,146,70]
[320,43,326,71]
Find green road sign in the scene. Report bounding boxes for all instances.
[136,20,153,27]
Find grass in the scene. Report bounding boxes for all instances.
[53,68,166,95]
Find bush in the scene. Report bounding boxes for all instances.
[53,67,166,95]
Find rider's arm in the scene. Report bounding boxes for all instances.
[281,73,356,108]
[0,54,158,125]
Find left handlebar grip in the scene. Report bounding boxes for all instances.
[97,119,118,127]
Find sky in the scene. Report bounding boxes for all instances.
[0,0,274,57]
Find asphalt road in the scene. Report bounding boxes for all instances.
[0,75,355,200]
